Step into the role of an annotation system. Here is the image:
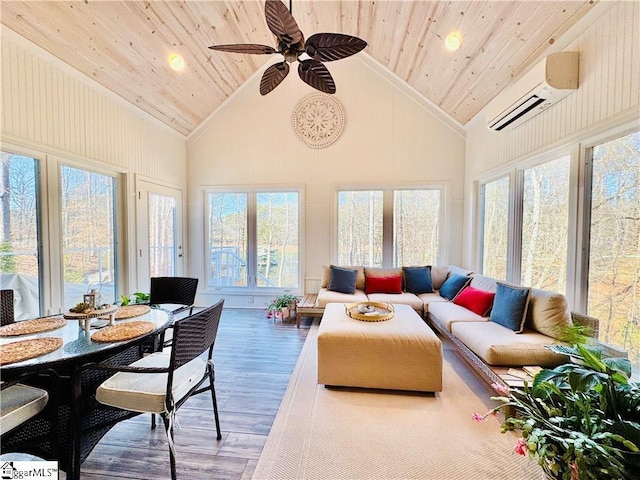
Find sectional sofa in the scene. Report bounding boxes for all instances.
[315,265,599,385]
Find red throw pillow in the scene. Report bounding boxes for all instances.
[365,275,403,295]
[453,286,495,317]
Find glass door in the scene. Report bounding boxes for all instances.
[137,181,183,292]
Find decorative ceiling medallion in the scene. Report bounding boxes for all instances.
[292,93,345,149]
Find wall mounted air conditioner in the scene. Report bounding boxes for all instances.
[486,52,579,131]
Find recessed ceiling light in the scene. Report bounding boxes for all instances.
[169,53,185,71]
[445,32,462,51]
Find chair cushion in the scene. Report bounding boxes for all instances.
[96,353,207,414]
[525,288,573,339]
[427,302,488,333]
[0,384,48,433]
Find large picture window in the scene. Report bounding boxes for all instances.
[480,177,509,280]
[207,189,300,291]
[586,131,639,373]
[0,152,41,320]
[337,188,442,267]
[521,156,570,293]
[60,165,118,309]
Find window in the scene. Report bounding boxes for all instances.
[480,177,509,280]
[337,191,382,266]
[586,131,639,373]
[0,152,41,320]
[60,165,118,309]
[337,188,442,267]
[521,156,570,292]
[207,189,300,291]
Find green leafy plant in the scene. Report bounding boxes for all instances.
[266,293,298,316]
[119,291,150,306]
[474,344,640,480]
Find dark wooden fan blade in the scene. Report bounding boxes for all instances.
[208,44,276,55]
[305,33,367,62]
[265,0,303,46]
[260,62,290,95]
[297,60,336,94]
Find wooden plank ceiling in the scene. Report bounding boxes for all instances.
[1,1,598,136]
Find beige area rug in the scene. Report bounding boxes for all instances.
[252,322,543,480]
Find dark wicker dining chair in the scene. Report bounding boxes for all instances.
[92,300,224,480]
[149,277,198,317]
[1,289,15,326]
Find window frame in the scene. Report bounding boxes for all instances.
[203,185,304,295]
[333,184,447,267]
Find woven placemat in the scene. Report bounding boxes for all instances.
[0,337,63,365]
[112,304,151,320]
[91,321,156,343]
[0,317,67,337]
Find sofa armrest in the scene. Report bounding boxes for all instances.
[570,311,600,338]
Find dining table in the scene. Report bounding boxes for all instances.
[0,306,173,480]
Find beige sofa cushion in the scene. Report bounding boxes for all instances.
[417,292,449,314]
[469,274,498,292]
[451,321,567,367]
[448,265,474,278]
[366,292,423,312]
[316,288,368,307]
[321,266,366,291]
[430,266,449,290]
[526,288,573,339]
[427,302,487,333]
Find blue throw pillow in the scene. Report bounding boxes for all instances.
[490,282,531,333]
[403,266,434,294]
[328,266,357,294]
[438,273,470,301]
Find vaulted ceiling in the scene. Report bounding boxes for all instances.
[1,1,599,136]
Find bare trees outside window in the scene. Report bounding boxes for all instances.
[337,188,442,267]
[522,156,570,293]
[148,193,176,277]
[207,190,300,290]
[60,165,117,309]
[587,131,639,373]
[0,152,40,319]
[481,177,509,280]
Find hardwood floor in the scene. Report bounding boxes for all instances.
[80,308,314,480]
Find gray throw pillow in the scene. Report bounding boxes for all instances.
[328,266,358,294]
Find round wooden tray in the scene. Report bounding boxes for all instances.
[91,321,156,343]
[0,337,64,365]
[63,304,118,319]
[345,302,394,322]
[0,317,67,337]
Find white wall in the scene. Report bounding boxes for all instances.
[187,56,466,306]
[1,29,187,295]
[463,0,640,268]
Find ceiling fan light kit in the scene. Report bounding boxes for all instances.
[209,0,367,95]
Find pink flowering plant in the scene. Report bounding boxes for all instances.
[474,344,640,480]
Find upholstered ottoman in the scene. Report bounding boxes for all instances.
[317,303,443,392]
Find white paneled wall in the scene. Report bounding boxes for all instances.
[1,30,186,184]
[463,0,640,267]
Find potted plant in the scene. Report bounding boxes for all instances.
[119,291,150,306]
[266,294,298,320]
[473,343,640,480]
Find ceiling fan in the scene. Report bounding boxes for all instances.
[208,0,367,95]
